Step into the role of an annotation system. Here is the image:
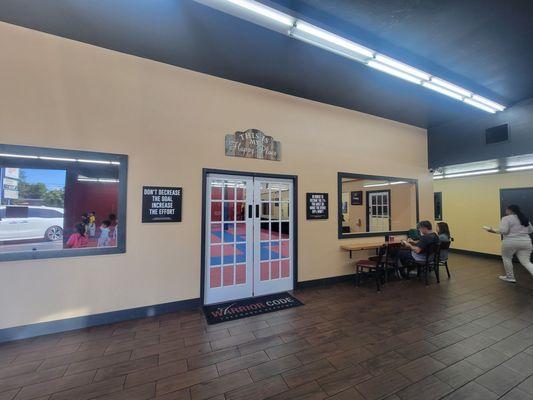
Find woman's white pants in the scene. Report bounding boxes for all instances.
[501,237,533,279]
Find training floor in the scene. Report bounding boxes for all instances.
[3,253,533,400]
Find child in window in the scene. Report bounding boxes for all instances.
[65,223,89,248]
[97,220,111,247]
[88,211,96,237]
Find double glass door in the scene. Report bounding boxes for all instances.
[205,174,293,305]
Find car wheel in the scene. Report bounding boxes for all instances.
[45,226,63,241]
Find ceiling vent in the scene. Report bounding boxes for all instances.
[486,124,509,144]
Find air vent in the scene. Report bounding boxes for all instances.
[486,124,509,144]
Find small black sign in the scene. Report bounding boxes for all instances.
[351,190,363,205]
[142,186,182,223]
[306,193,329,220]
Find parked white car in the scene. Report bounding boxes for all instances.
[0,206,64,242]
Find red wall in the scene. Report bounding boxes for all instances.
[64,179,118,235]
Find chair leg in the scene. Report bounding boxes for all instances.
[375,269,381,292]
[434,264,440,283]
[356,267,360,286]
[445,261,451,279]
[425,266,429,285]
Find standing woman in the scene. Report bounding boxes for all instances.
[485,205,533,282]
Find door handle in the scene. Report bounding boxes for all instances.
[256,204,260,219]
[248,205,253,218]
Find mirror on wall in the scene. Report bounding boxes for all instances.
[0,144,127,261]
[338,172,418,238]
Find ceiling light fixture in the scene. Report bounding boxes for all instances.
[471,95,506,112]
[294,21,374,58]
[429,77,472,98]
[463,98,497,114]
[367,61,422,84]
[195,0,507,113]
[374,55,430,80]
[390,181,408,185]
[506,165,533,172]
[226,0,293,26]
[444,169,499,178]
[422,82,464,101]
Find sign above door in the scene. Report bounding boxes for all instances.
[225,129,281,161]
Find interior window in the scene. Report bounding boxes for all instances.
[0,144,127,261]
[338,173,418,238]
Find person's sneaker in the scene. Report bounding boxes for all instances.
[499,275,516,283]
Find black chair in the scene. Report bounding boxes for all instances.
[384,242,403,282]
[438,241,451,279]
[355,244,387,291]
[415,243,441,285]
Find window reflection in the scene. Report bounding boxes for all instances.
[339,174,417,236]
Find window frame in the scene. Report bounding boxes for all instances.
[337,172,419,239]
[434,192,443,221]
[0,143,128,262]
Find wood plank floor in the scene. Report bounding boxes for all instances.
[3,253,533,400]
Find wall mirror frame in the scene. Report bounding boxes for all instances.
[0,144,128,262]
[337,172,419,239]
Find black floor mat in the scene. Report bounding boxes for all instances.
[203,292,303,324]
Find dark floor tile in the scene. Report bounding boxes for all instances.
[248,355,301,382]
[397,356,446,383]
[475,364,527,396]
[443,381,498,400]
[282,359,336,388]
[397,375,452,400]
[435,360,484,389]
[355,371,410,400]
[225,375,287,400]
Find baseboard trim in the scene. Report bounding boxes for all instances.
[450,248,501,259]
[296,274,355,289]
[0,298,201,344]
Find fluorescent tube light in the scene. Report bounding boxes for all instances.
[471,95,506,111]
[39,156,76,162]
[374,55,430,80]
[295,21,374,58]
[111,161,121,165]
[430,77,472,98]
[445,169,499,178]
[463,98,497,113]
[77,177,98,182]
[367,61,422,84]
[390,181,407,185]
[363,182,389,188]
[433,176,444,180]
[226,0,293,26]
[506,165,533,172]
[77,159,112,164]
[197,0,506,114]
[422,82,463,101]
[98,178,119,183]
[0,153,38,159]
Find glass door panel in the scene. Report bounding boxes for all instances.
[205,175,253,304]
[253,179,293,296]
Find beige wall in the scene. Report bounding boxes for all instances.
[434,170,533,255]
[0,22,432,330]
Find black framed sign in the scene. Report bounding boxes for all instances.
[351,190,363,205]
[142,186,182,223]
[306,193,328,220]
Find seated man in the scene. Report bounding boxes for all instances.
[398,220,440,267]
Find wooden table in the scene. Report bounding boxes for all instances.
[340,242,385,258]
